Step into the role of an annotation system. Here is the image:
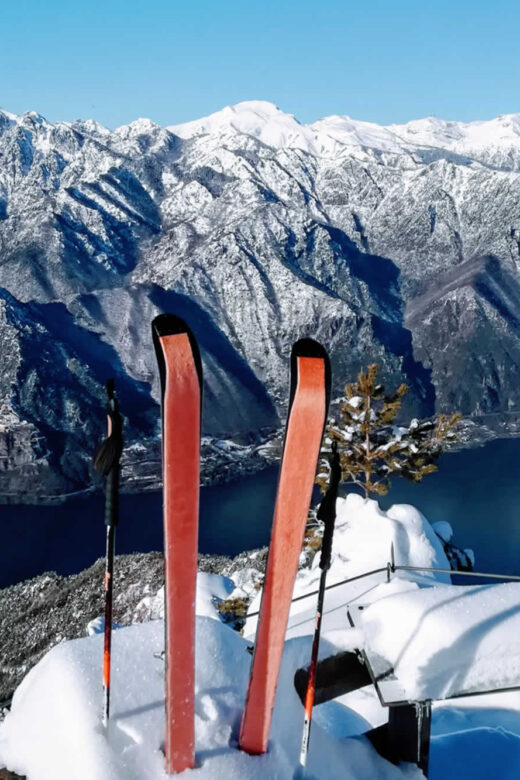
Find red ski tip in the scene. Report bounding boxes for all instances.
[291,337,328,360]
[289,338,331,420]
[152,313,191,338]
[152,313,203,396]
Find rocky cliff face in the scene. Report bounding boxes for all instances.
[1,101,520,498]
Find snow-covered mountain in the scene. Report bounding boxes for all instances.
[2,100,520,497]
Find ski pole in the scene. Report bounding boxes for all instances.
[94,378,123,728]
[295,441,341,779]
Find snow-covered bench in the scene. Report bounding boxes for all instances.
[295,583,520,778]
[347,603,432,775]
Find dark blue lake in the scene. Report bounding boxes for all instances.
[381,436,520,579]
[0,468,279,589]
[0,437,519,589]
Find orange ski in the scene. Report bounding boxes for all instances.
[152,314,203,774]
[239,339,330,755]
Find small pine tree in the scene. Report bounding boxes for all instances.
[317,364,461,498]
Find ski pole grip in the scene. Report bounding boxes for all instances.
[104,380,122,528]
[105,464,119,527]
[320,513,335,571]
[318,444,341,571]
[105,388,120,528]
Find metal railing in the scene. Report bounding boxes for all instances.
[396,565,520,582]
[246,551,520,620]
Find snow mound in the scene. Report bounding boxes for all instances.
[301,494,450,589]
[360,583,520,700]
[246,495,450,641]
[133,571,234,622]
[0,618,417,780]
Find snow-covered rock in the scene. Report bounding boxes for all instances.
[133,572,236,623]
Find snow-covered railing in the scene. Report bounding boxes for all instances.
[395,565,520,581]
[247,566,390,618]
[247,561,520,619]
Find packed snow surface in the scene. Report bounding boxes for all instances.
[2,497,520,779]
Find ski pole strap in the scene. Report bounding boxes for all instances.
[105,379,123,462]
[317,442,341,571]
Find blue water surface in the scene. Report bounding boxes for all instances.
[0,437,519,588]
[0,467,278,589]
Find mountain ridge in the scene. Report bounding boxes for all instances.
[6,101,520,163]
[1,101,520,498]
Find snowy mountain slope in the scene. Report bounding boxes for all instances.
[2,101,520,496]
[170,101,520,170]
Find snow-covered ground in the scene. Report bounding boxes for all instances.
[1,496,520,779]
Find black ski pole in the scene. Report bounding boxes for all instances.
[295,441,341,779]
[93,378,123,728]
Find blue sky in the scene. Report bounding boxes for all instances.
[1,0,519,128]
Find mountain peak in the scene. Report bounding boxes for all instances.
[168,100,313,150]
[226,99,285,116]
[115,117,162,138]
